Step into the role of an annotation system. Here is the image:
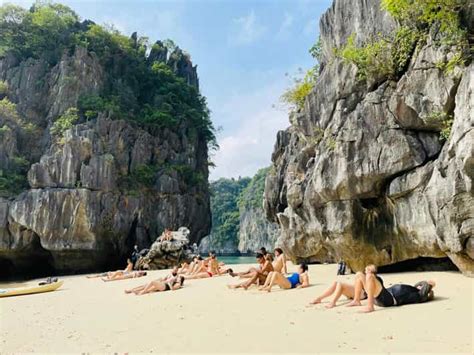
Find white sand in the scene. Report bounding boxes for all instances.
[0,263,472,353]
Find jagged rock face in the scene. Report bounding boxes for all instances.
[136,227,196,270]
[264,0,474,276]
[238,206,279,254]
[0,47,211,278]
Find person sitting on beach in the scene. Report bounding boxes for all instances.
[125,276,185,295]
[345,264,436,313]
[272,248,288,274]
[227,253,266,278]
[184,253,220,279]
[228,253,274,290]
[259,247,268,256]
[87,259,134,279]
[102,270,147,282]
[259,263,309,292]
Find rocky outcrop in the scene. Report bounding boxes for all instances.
[136,227,196,269]
[0,45,211,278]
[264,0,474,276]
[238,206,279,254]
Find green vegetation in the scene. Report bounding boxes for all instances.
[50,107,79,137]
[238,167,270,210]
[335,0,469,82]
[425,110,454,141]
[208,177,251,250]
[207,167,272,251]
[0,154,30,198]
[280,36,322,113]
[0,97,20,122]
[280,68,318,111]
[0,80,7,96]
[0,1,217,150]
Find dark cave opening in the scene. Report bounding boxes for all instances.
[359,197,380,209]
[378,257,459,273]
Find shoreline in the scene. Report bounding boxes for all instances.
[1,263,472,353]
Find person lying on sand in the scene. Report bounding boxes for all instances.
[345,264,436,313]
[184,253,221,279]
[228,253,274,290]
[125,276,185,295]
[259,263,309,292]
[272,248,288,274]
[101,271,147,282]
[87,259,134,279]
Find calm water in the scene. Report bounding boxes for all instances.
[218,256,256,265]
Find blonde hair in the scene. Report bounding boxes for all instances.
[366,264,377,273]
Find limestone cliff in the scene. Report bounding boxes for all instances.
[0,13,211,278]
[264,0,474,275]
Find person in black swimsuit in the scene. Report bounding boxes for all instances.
[346,265,436,312]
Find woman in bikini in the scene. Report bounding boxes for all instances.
[102,270,147,282]
[272,248,288,274]
[346,264,436,313]
[125,276,185,295]
[259,263,309,292]
[87,259,134,279]
[184,254,220,279]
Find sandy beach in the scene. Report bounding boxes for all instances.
[0,263,472,354]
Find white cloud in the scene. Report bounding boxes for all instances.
[276,13,294,40]
[209,80,289,180]
[231,10,266,45]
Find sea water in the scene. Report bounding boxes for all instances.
[218,256,256,265]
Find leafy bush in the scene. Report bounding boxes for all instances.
[0,97,20,121]
[335,28,418,81]
[0,153,30,197]
[335,0,468,82]
[0,80,8,96]
[280,68,318,111]
[440,117,454,141]
[50,107,79,137]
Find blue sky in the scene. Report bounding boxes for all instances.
[2,0,333,180]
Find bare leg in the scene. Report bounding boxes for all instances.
[184,272,211,280]
[346,272,364,307]
[242,272,260,290]
[310,281,337,304]
[125,285,146,294]
[261,272,291,292]
[327,282,356,308]
[137,281,164,295]
[258,271,274,290]
[360,273,377,313]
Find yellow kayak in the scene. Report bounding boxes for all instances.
[0,280,63,298]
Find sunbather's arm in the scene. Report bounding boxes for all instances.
[298,273,310,288]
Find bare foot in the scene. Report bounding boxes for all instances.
[325,302,336,309]
[359,306,374,313]
[346,300,362,307]
[310,297,322,305]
